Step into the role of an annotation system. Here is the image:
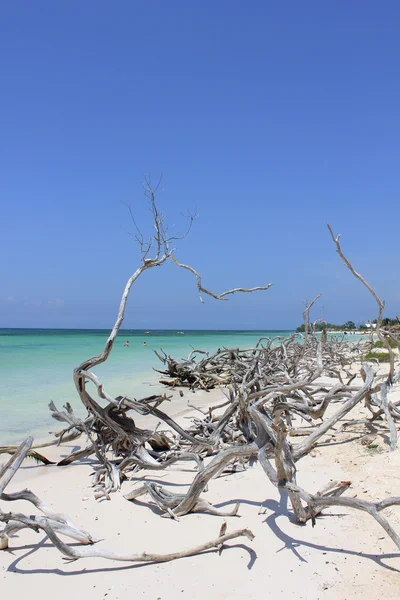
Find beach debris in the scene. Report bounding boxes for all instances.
[0,447,54,465]
[45,195,400,546]
[2,185,400,568]
[360,434,377,447]
[0,438,254,562]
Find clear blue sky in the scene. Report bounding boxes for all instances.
[1,1,399,329]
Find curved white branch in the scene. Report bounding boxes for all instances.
[169,256,272,303]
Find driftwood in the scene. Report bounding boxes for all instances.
[2,185,400,568]
[0,437,253,559]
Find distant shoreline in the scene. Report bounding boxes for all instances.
[324,330,372,335]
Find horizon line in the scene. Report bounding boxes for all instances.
[0,326,296,332]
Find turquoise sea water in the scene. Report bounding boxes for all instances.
[0,328,296,444]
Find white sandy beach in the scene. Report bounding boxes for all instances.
[3,3,400,598]
[1,381,400,600]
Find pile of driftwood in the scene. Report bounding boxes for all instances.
[1,185,400,565]
[155,332,363,391]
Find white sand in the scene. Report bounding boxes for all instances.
[1,384,400,599]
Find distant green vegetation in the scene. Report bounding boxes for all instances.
[359,317,399,329]
[373,339,398,349]
[296,321,356,333]
[364,351,391,362]
[382,317,399,327]
[297,317,399,333]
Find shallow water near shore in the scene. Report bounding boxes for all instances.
[0,328,300,444]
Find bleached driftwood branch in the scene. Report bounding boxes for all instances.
[0,438,254,560]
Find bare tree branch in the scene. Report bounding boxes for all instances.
[169,255,272,303]
[327,223,395,383]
